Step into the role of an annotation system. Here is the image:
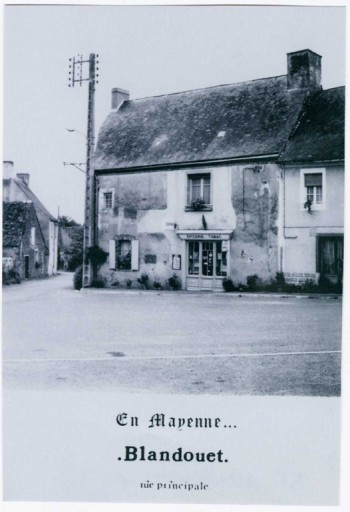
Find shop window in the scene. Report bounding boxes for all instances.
[216,241,228,277]
[187,240,227,277]
[187,173,211,209]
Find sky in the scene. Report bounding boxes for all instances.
[3,4,346,223]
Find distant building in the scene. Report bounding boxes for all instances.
[3,161,59,276]
[92,49,344,290]
[3,202,47,280]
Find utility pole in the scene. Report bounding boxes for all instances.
[68,53,99,287]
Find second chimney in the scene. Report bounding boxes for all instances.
[111,88,130,110]
[17,173,30,187]
[287,49,322,91]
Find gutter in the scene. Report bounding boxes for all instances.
[94,153,279,175]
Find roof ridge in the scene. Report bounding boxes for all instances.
[13,178,57,222]
[129,74,287,102]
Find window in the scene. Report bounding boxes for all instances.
[30,227,36,245]
[104,192,113,209]
[108,239,139,271]
[117,240,132,270]
[300,168,326,211]
[305,173,322,204]
[187,173,211,208]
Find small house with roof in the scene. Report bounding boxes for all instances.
[3,202,47,280]
[280,86,344,286]
[93,49,344,290]
[3,161,59,276]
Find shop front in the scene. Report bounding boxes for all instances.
[177,230,233,291]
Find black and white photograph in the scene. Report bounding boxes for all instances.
[2,1,348,510]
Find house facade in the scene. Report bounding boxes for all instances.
[3,202,48,280]
[280,87,344,285]
[93,49,344,291]
[3,161,59,276]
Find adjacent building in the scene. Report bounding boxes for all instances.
[92,49,344,290]
[3,161,59,276]
[280,86,344,285]
[3,202,47,280]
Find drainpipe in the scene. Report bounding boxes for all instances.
[282,164,298,240]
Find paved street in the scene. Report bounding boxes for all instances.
[2,273,342,395]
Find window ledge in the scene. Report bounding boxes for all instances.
[185,205,213,212]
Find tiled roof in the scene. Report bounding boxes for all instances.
[3,202,32,247]
[13,178,57,222]
[95,75,310,170]
[280,87,345,162]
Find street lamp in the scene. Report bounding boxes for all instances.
[63,162,86,174]
[65,128,87,140]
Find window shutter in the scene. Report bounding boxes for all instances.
[109,240,116,269]
[305,173,322,187]
[131,240,139,270]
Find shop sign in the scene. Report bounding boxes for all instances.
[184,233,224,240]
[172,254,181,270]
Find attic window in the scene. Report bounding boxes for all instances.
[217,131,226,138]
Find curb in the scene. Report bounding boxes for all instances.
[79,288,341,300]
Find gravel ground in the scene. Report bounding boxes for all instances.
[2,273,342,395]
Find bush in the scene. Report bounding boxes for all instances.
[275,272,285,286]
[125,279,133,289]
[301,279,318,293]
[168,273,180,290]
[222,278,236,292]
[85,246,108,267]
[137,273,149,289]
[73,266,83,290]
[2,270,20,285]
[247,274,259,291]
[92,276,106,288]
[111,279,120,287]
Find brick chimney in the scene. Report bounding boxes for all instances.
[287,49,322,90]
[3,161,14,179]
[17,173,30,186]
[111,88,130,110]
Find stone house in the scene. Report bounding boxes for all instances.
[93,49,344,290]
[3,161,59,276]
[3,202,48,280]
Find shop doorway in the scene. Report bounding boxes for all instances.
[186,240,228,290]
